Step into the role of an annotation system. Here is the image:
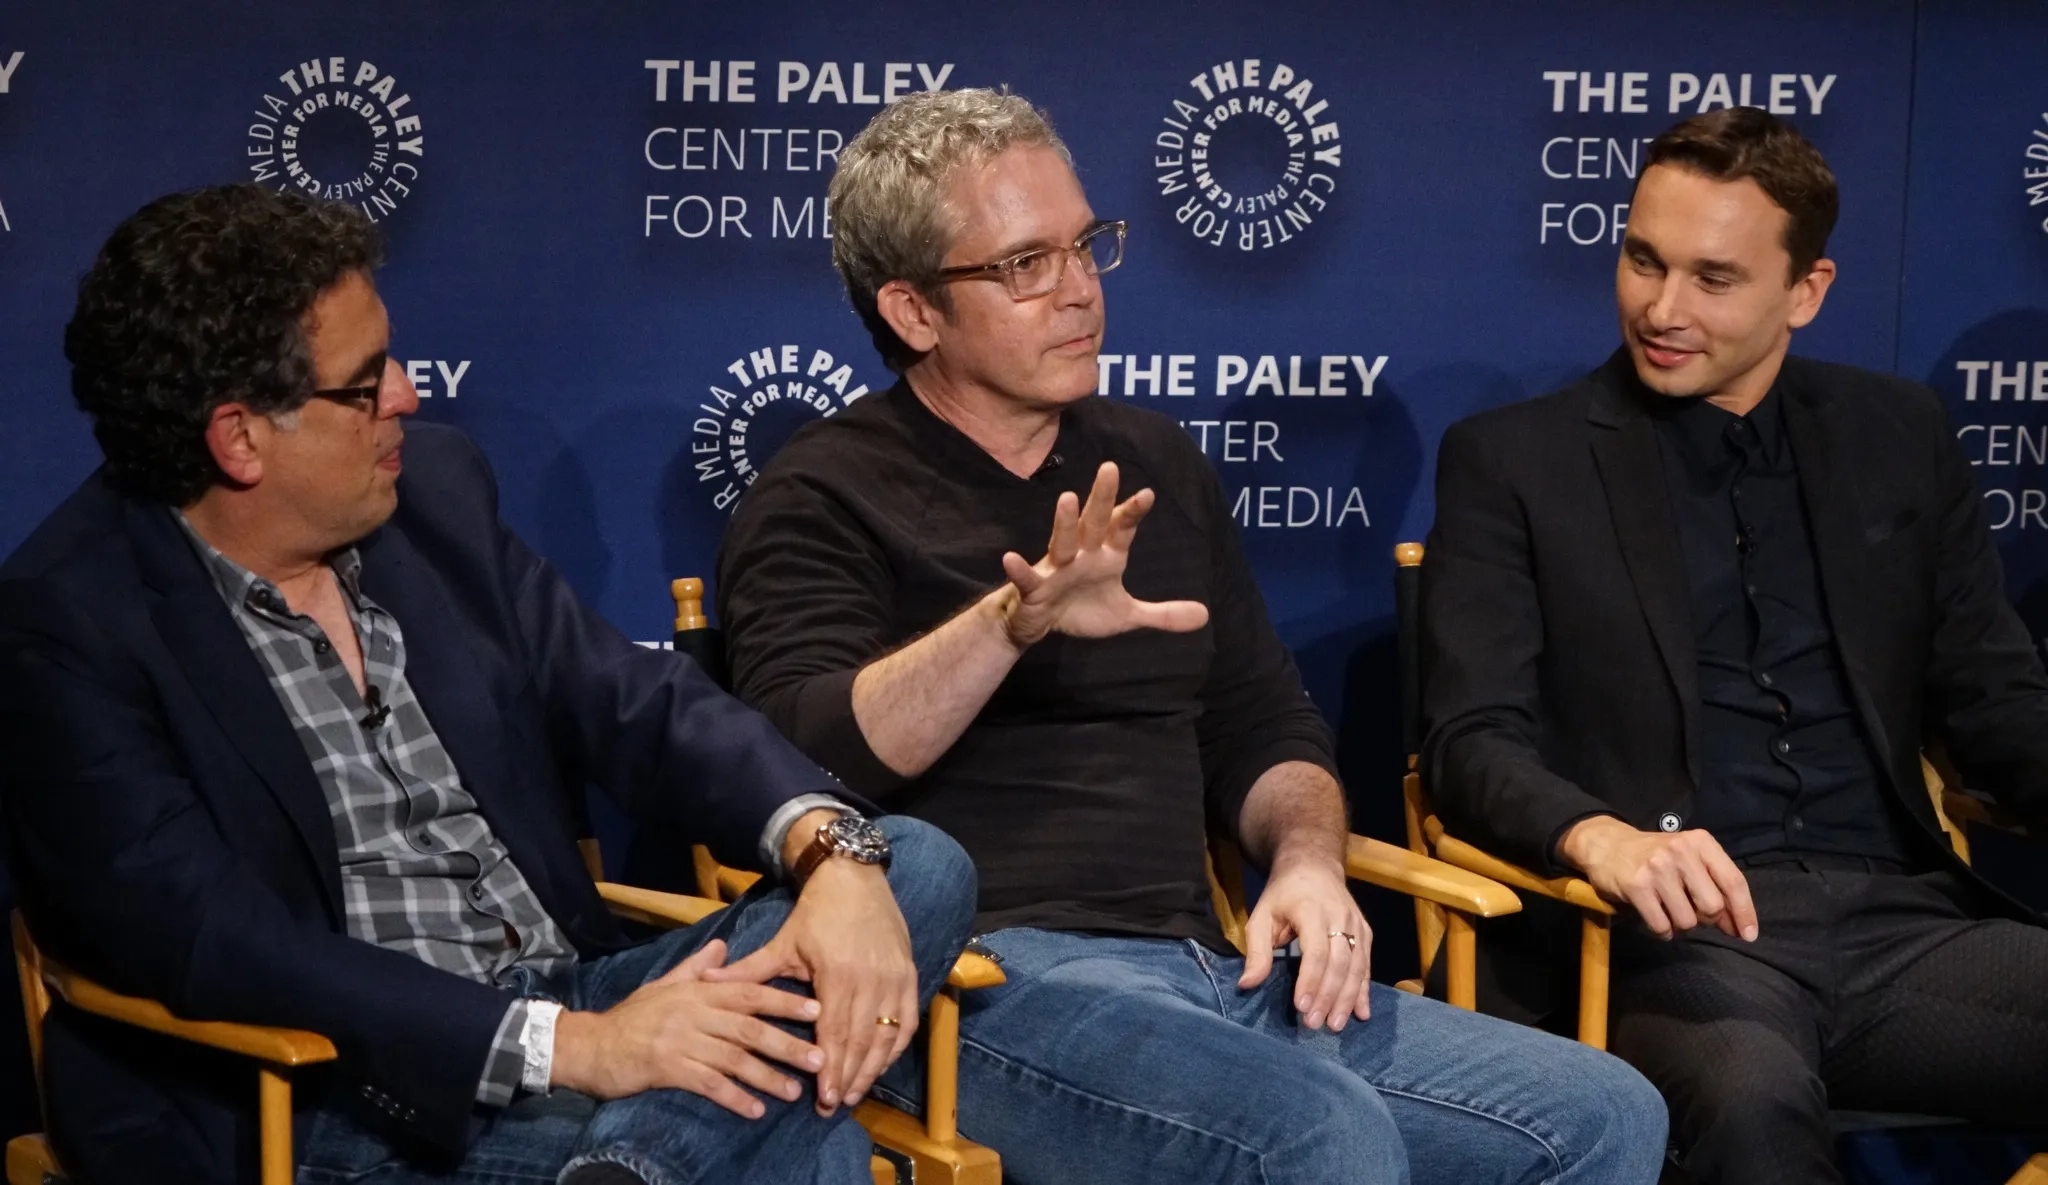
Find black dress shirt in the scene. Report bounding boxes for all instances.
[716,382,1339,949]
[1650,387,1925,864]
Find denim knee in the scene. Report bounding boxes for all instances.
[1548,1044,1670,1181]
[1266,1061,1409,1185]
[877,816,976,962]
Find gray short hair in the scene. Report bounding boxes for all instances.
[829,88,1070,371]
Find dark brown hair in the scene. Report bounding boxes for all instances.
[1642,107,1839,282]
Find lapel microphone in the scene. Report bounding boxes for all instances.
[361,684,391,731]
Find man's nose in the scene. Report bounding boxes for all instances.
[382,357,421,417]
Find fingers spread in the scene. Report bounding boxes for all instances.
[1001,551,1045,596]
[1129,598,1211,634]
[1048,492,1082,565]
[1078,462,1119,545]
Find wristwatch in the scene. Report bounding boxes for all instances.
[790,814,892,887]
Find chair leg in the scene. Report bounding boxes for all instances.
[851,986,1001,1184]
[1444,912,1476,1011]
[1578,912,1610,1051]
[259,1067,293,1185]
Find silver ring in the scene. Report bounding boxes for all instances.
[1329,929,1357,949]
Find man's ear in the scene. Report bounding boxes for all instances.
[203,402,268,487]
[1787,257,1836,331]
[875,280,944,355]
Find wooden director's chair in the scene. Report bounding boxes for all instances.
[667,576,1527,1181]
[5,832,978,1185]
[1391,541,2048,1184]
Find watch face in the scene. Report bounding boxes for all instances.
[823,815,891,864]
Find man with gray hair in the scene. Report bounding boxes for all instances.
[717,89,1667,1183]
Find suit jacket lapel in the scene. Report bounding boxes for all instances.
[355,528,572,907]
[127,503,344,921]
[1781,371,1894,764]
[1586,360,1703,780]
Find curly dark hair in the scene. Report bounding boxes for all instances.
[63,184,385,505]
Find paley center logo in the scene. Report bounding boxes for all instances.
[690,344,877,513]
[246,57,424,221]
[0,50,21,233]
[2026,109,2048,237]
[1153,58,1343,252]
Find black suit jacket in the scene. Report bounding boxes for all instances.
[1421,351,2048,1013]
[0,424,843,1184]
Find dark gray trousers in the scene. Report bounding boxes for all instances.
[1609,855,2048,1185]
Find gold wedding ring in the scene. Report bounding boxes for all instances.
[875,1016,902,1027]
[1329,929,1357,949]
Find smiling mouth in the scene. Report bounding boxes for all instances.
[1638,336,1700,367]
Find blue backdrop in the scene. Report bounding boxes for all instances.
[3,0,2047,1176]
[3,0,2047,1037]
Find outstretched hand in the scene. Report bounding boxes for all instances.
[997,461,1209,648]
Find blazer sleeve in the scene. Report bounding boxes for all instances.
[464,441,849,869]
[1920,406,2048,831]
[1420,418,1616,872]
[0,580,512,1156]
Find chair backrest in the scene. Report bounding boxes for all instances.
[10,915,49,1120]
[1393,544,1449,979]
[667,577,1255,956]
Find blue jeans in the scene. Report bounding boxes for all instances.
[876,927,1667,1185]
[295,817,976,1185]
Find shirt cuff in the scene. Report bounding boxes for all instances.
[474,998,527,1108]
[760,793,854,879]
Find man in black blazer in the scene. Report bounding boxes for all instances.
[0,185,975,1185]
[1422,108,2048,1183]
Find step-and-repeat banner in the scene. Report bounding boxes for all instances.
[1,2,2043,911]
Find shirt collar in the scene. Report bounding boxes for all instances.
[171,509,365,617]
[1647,381,1786,465]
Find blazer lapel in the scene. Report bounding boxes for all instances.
[355,528,573,907]
[127,503,344,921]
[1781,373,1894,763]
[1586,361,1702,779]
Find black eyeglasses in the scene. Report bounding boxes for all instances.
[934,219,1127,301]
[307,383,381,412]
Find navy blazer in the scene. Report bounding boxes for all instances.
[0,423,843,1184]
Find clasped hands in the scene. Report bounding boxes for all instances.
[551,857,915,1120]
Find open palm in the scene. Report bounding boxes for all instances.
[999,461,1210,645]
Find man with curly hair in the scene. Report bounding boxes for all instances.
[0,184,977,1185]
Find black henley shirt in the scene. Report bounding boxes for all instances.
[715,381,1339,948]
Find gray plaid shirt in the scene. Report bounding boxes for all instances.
[179,515,561,1107]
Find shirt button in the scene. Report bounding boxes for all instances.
[1790,816,1806,831]
[1658,813,1682,832]
[1746,584,1758,596]
[470,883,485,901]
[1775,740,1791,755]
[314,640,331,654]
[1758,671,1774,687]
[415,831,434,849]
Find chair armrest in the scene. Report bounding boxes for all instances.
[945,951,1005,991]
[42,960,336,1066]
[1423,821,1613,915]
[1942,789,2028,836]
[1344,834,1521,918]
[596,882,728,928]
[717,865,763,900]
